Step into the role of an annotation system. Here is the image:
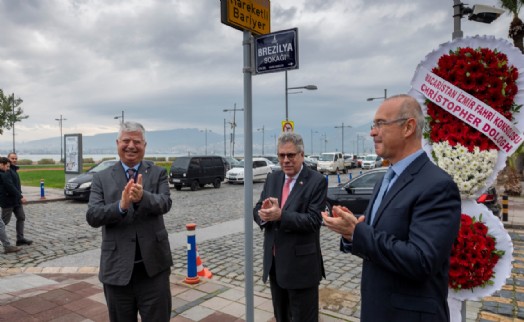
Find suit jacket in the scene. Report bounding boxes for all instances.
[344,153,461,322]
[253,165,327,289]
[86,161,173,286]
[0,170,22,208]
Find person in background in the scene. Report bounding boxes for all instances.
[254,132,327,322]
[86,121,173,322]
[3,152,32,246]
[0,157,21,254]
[322,94,461,322]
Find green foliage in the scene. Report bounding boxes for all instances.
[17,159,33,165]
[0,89,28,135]
[37,158,56,165]
[83,158,95,163]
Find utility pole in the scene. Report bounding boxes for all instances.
[257,125,265,155]
[223,103,244,157]
[223,118,227,156]
[55,115,67,162]
[334,123,352,154]
[12,93,15,153]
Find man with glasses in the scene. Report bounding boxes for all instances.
[323,94,461,322]
[254,132,327,322]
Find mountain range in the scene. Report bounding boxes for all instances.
[0,124,375,157]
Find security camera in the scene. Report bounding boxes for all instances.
[468,4,505,24]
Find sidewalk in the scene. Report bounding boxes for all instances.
[2,185,523,321]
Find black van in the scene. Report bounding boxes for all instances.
[169,156,226,191]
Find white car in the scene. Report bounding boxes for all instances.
[361,154,382,170]
[226,157,273,183]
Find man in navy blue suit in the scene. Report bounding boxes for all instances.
[254,132,327,322]
[323,94,461,322]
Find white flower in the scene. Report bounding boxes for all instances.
[431,142,497,198]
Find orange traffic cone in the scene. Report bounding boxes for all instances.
[196,250,213,279]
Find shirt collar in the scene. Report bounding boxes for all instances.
[390,149,424,177]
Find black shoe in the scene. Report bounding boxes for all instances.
[16,238,33,246]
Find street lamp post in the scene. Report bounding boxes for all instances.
[223,103,244,157]
[257,125,265,155]
[321,133,328,153]
[452,1,504,40]
[366,89,387,101]
[223,118,227,156]
[114,110,125,124]
[334,123,352,154]
[285,70,318,121]
[55,115,67,163]
[310,129,318,155]
[200,128,211,155]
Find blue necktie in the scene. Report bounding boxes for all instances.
[370,168,395,224]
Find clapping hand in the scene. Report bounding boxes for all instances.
[322,205,365,240]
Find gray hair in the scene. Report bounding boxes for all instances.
[277,132,304,153]
[386,94,424,138]
[118,121,146,141]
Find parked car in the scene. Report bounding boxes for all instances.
[304,157,318,171]
[64,159,118,201]
[255,155,280,172]
[327,167,502,219]
[344,154,357,169]
[356,155,366,168]
[169,155,226,191]
[361,154,382,170]
[226,157,273,183]
[317,152,346,174]
[326,167,387,217]
[223,156,240,171]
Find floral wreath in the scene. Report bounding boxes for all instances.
[408,35,520,302]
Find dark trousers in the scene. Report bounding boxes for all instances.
[103,263,172,322]
[269,260,319,322]
[2,205,26,241]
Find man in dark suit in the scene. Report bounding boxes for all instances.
[0,157,21,254]
[86,121,173,322]
[323,94,461,322]
[2,152,33,246]
[254,132,327,322]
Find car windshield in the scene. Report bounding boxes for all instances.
[88,160,117,173]
[320,154,334,161]
[171,157,190,171]
[364,155,376,161]
[237,160,246,168]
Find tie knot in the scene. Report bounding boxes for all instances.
[127,168,136,180]
[384,168,395,182]
[285,177,294,185]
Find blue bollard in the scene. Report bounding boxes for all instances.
[184,223,200,284]
[337,173,341,183]
[349,173,352,180]
[325,174,329,183]
[40,178,46,200]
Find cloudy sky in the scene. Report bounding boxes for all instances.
[0,0,514,148]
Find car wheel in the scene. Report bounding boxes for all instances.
[190,180,199,191]
[213,178,221,188]
[174,185,182,191]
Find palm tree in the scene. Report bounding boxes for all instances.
[499,0,524,53]
[496,1,524,195]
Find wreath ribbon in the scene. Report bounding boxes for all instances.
[412,65,524,155]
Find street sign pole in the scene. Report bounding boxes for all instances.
[242,30,254,322]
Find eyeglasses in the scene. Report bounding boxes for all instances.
[370,118,408,130]
[278,152,298,160]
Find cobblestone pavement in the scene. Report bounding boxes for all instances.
[1,175,524,321]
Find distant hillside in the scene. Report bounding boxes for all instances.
[0,123,375,157]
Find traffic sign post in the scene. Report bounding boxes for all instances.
[254,28,298,74]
